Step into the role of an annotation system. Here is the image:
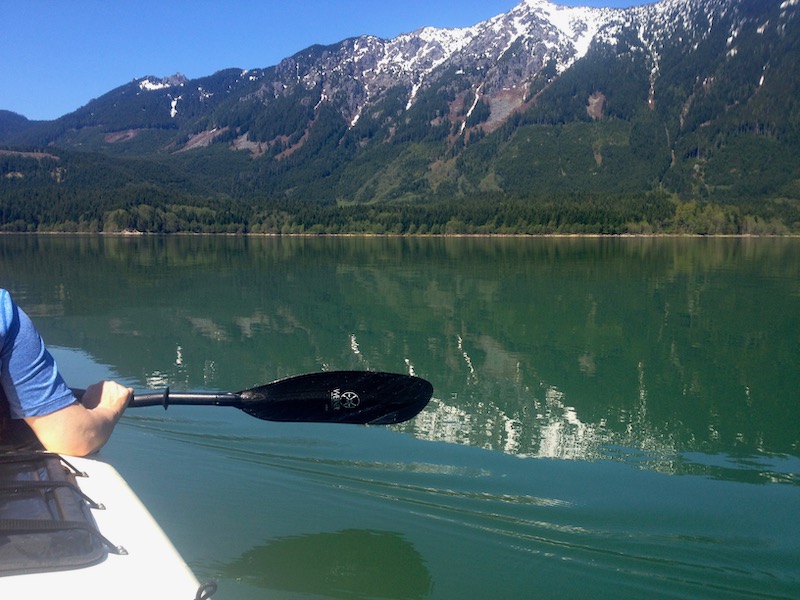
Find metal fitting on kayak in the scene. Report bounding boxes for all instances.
[194,580,218,599]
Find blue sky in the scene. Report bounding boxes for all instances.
[1,0,652,121]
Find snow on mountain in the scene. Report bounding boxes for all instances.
[128,0,793,132]
[137,73,188,92]
[255,0,630,126]
[365,0,620,83]
[511,0,616,64]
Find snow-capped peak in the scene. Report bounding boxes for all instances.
[525,1,613,61]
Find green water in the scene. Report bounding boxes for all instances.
[1,234,798,599]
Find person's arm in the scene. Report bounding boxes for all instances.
[24,381,131,456]
[2,290,131,456]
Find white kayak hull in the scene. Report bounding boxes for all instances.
[0,454,208,600]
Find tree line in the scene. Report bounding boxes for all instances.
[1,189,794,235]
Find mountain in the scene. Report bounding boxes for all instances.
[0,110,33,141]
[2,0,800,234]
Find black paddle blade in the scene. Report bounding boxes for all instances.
[237,371,433,424]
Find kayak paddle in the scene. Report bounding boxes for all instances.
[79,371,432,425]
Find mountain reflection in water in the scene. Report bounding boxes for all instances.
[4,235,798,485]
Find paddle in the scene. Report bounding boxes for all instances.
[78,371,432,425]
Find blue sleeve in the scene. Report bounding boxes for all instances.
[0,289,76,418]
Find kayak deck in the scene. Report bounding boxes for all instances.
[0,454,209,600]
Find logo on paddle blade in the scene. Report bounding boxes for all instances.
[331,388,361,410]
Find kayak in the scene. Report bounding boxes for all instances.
[0,450,215,600]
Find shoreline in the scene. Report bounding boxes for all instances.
[1,231,797,239]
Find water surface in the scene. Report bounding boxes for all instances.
[2,235,798,599]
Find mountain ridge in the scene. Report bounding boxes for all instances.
[1,0,799,234]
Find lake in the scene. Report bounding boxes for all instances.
[1,234,798,599]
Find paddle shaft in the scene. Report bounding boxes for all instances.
[129,390,243,409]
[71,389,244,408]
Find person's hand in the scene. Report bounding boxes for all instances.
[26,380,133,456]
[80,380,133,417]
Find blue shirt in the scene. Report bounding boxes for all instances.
[0,289,76,419]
